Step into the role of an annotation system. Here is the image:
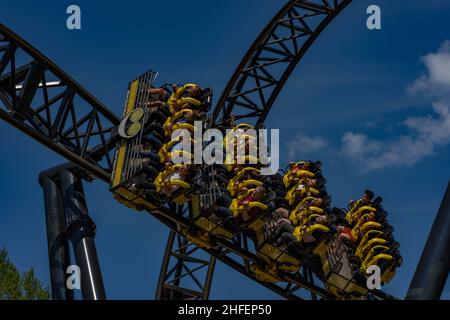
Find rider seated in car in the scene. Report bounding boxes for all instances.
[273,213,330,249]
[144,87,171,123]
[228,167,262,196]
[236,185,267,222]
[293,214,330,244]
[349,190,375,211]
[287,178,319,206]
[289,197,324,226]
[159,164,193,198]
[147,87,169,108]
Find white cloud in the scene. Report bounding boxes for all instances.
[342,41,450,171]
[408,40,450,97]
[342,102,450,171]
[286,134,328,161]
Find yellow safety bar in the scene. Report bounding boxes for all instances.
[289,206,324,226]
[286,184,320,206]
[283,170,315,188]
[292,197,320,213]
[356,238,387,258]
[356,230,384,252]
[293,223,329,241]
[346,205,377,224]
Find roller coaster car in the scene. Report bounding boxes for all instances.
[111,71,164,212]
[189,166,237,243]
[247,212,302,278]
[377,250,403,284]
[359,241,402,284]
[313,236,369,299]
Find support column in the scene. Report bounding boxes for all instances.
[39,173,73,300]
[406,181,450,300]
[59,169,106,300]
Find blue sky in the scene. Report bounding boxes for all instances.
[1,0,450,299]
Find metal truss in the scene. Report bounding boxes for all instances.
[156,230,216,300]
[212,0,352,126]
[0,23,119,182]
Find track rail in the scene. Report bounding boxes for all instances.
[212,0,352,126]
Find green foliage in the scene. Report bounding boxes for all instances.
[0,247,50,300]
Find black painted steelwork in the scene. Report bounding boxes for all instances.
[212,0,352,126]
[39,169,73,300]
[58,169,106,300]
[0,23,119,182]
[156,230,216,300]
[406,181,450,300]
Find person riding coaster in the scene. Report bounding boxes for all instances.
[229,186,271,224]
[227,167,263,197]
[348,190,375,211]
[293,214,330,241]
[285,179,321,206]
[273,214,331,255]
[283,167,315,189]
[143,87,172,124]
[289,199,325,226]
[245,207,303,274]
[155,164,194,204]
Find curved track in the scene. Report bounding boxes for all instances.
[212,0,351,126]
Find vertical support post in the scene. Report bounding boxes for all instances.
[39,173,73,300]
[156,230,176,300]
[59,169,106,300]
[156,230,216,300]
[406,181,450,300]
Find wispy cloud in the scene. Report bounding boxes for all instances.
[408,40,450,98]
[342,41,450,171]
[342,102,450,170]
[286,134,328,161]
